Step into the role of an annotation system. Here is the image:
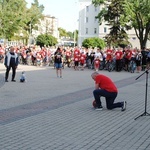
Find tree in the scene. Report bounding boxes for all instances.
[0,0,44,44]
[124,0,150,49]
[67,31,74,39]
[92,0,130,48]
[24,0,44,36]
[0,0,27,39]
[82,37,106,49]
[36,34,58,47]
[92,0,150,49]
[58,28,68,38]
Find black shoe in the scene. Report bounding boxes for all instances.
[11,80,16,82]
[121,101,127,111]
[95,106,103,111]
[5,80,8,82]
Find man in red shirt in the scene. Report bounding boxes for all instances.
[91,72,126,111]
[124,48,132,71]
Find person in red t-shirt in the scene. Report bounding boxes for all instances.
[91,72,126,111]
[0,45,4,63]
[106,48,113,62]
[124,48,132,71]
[65,48,72,68]
[80,52,86,70]
[115,48,123,71]
[74,48,80,70]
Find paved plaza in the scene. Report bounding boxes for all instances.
[0,63,150,150]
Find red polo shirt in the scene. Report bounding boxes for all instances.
[95,75,118,92]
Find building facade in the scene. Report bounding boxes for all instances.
[33,15,59,40]
[78,0,150,49]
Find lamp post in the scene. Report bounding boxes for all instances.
[20,32,24,46]
[73,19,78,47]
[29,16,38,45]
[74,30,76,47]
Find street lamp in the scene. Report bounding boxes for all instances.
[29,17,36,36]
[20,32,24,45]
[29,16,39,45]
[74,30,76,47]
[73,19,78,47]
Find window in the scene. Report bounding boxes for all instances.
[94,28,97,34]
[86,28,88,34]
[104,27,107,33]
[86,6,89,12]
[94,17,97,23]
[86,17,88,23]
[95,6,97,12]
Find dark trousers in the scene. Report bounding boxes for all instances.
[5,65,16,80]
[93,89,122,109]
[116,59,121,71]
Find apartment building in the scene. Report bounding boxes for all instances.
[33,15,59,39]
[78,0,150,49]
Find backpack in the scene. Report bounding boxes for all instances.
[147,52,150,58]
[136,53,142,61]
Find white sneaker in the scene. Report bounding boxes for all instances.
[121,101,127,111]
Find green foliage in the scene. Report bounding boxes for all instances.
[82,37,106,49]
[36,34,58,47]
[0,0,77,46]
[0,0,44,42]
[92,0,105,5]
[24,0,44,36]
[0,0,27,39]
[67,31,74,39]
[58,28,68,38]
[92,0,150,49]
[82,39,93,49]
[58,28,78,39]
[124,0,150,48]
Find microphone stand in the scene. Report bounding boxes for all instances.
[135,68,150,120]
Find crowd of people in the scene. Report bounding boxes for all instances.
[0,44,150,74]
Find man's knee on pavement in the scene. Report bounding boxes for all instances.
[107,105,113,110]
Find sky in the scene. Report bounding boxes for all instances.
[26,0,78,32]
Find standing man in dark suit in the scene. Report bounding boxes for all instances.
[4,46,19,82]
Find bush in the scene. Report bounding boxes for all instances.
[36,34,58,47]
[82,37,106,49]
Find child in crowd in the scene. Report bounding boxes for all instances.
[94,56,101,71]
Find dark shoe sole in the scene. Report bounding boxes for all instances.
[11,80,16,82]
